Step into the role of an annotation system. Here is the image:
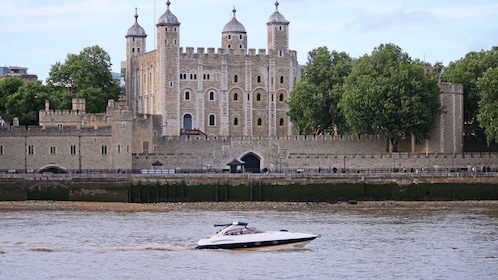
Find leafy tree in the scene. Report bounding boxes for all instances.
[443,46,498,135]
[339,43,442,152]
[5,82,54,125]
[476,67,498,145]
[287,46,352,134]
[0,77,24,112]
[47,45,120,112]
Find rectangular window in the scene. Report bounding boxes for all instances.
[209,115,216,126]
[70,145,77,155]
[0,145,3,155]
[28,145,34,155]
[143,141,149,153]
[50,146,56,155]
[117,145,121,154]
[101,145,107,155]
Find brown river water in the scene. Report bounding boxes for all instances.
[1,203,497,279]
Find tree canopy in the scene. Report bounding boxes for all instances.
[5,82,53,125]
[47,45,120,112]
[0,45,119,125]
[443,46,498,135]
[0,77,24,112]
[476,66,498,145]
[287,46,352,134]
[339,44,442,152]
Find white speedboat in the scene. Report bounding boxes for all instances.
[195,221,318,250]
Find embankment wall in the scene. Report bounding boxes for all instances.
[1,175,497,203]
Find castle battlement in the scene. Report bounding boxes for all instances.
[157,134,384,143]
[39,109,85,117]
[0,124,112,136]
[440,82,464,94]
[178,47,298,58]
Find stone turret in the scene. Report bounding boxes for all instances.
[221,7,247,50]
[125,8,147,112]
[156,0,181,136]
[267,1,289,54]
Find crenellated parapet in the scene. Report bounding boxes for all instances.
[0,124,112,137]
[39,98,133,129]
[179,47,297,58]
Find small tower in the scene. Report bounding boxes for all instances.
[222,7,247,50]
[267,1,289,55]
[125,8,147,112]
[156,0,181,136]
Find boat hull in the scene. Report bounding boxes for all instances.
[195,236,317,250]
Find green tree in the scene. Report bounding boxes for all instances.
[5,82,54,125]
[476,66,498,145]
[0,77,24,112]
[47,45,120,112]
[339,43,442,152]
[443,46,498,135]
[287,46,352,134]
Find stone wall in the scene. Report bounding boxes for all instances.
[132,134,498,171]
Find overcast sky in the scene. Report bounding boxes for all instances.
[2,0,497,81]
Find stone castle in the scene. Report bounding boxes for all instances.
[126,1,300,137]
[1,1,493,173]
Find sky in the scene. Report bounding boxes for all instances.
[1,0,498,81]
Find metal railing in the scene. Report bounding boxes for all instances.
[1,167,497,180]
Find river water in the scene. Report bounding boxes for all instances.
[1,207,497,280]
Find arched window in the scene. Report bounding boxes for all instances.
[279,93,284,101]
[209,91,215,100]
[239,35,242,40]
[234,93,238,101]
[234,75,238,82]
[256,93,261,101]
[234,118,238,125]
[185,91,190,100]
[279,118,284,126]
[257,76,261,83]
[280,76,284,83]
[228,35,231,40]
[209,115,216,126]
[228,44,231,49]
[257,118,262,126]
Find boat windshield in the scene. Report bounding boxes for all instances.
[225,227,264,235]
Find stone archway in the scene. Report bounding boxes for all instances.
[183,114,192,130]
[38,165,68,174]
[241,153,261,173]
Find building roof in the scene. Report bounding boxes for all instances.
[222,7,246,33]
[268,1,289,24]
[157,0,180,26]
[126,8,147,37]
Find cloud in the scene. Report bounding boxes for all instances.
[346,8,437,32]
